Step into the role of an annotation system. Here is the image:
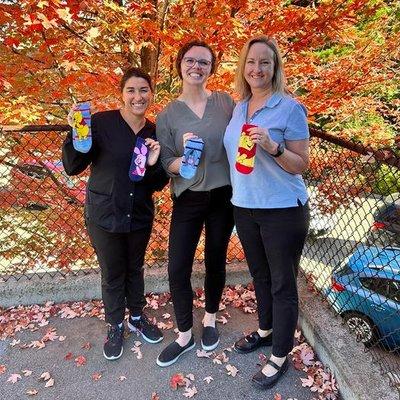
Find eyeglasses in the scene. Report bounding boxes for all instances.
[182,57,212,68]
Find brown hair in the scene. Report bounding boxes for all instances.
[175,40,216,79]
[235,35,287,100]
[120,67,153,92]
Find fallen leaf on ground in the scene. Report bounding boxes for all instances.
[7,373,22,383]
[0,365,6,374]
[183,386,198,398]
[216,316,228,324]
[58,336,66,342]
[170,373,186,390]
[81,342,91,350]
[134,340,142,347]
[196,349,211,358]
[64,352,73,360]
[226,364,238,377]
[22,370,33,376]
[186,373,195,381]
[26,389,38,396]
[274,394,282,400]
[301,375,315,388]
[10,339,20,347]
[40,372,51,381]
[162,313,171,319]
[157,321,174,330]
[74,355,86,367]
[119,375,127,381]
[45,378,54,388]
[203,376,213,384]
[92,372,102,381]
[131,346,143,359]
[151,393,160,400]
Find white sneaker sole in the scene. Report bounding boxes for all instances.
[103,346,123,361]
[156,342,196,367]
[128,321,164,344]
[201,338,220,351]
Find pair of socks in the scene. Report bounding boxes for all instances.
[235,123,257,174]
[72,102,92,153]
[129,137,148,182]
[179,138,204,179]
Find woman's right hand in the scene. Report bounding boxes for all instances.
[67,104,79,127]
[182,132,198,148]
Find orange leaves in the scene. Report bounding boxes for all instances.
[169,373,186,390]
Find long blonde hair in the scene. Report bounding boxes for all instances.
[235,35,287,100]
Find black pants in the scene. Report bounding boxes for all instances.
[169,186,234,332]
[234,202,309,357]
[87,222,152,324]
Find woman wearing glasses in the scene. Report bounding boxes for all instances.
[156,40,235,367]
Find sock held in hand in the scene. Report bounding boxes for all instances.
[72,102,92,153]
[129,137,148,182]
[179,137,204,179]
[235,123,257,174]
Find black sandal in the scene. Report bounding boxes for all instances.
[252,358,289,389]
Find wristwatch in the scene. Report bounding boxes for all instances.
[271,142,285,158]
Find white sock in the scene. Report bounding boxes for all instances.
[257,328,272,338]
[203,312,216,328]
[176,329,192,347]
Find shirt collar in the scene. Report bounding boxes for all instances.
[242,92,284,111]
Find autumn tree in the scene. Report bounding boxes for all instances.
[0,0,399,274]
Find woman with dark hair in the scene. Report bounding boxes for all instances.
[62,67,169,361]
[156,40,235,367]
[224,35,310,389]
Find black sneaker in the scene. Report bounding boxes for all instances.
[128,314,163,344]
[103,324,124,360]
[156,336,195,367]
[201,326,220,351]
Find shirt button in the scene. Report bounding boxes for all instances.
[130,193,133,196]
[127,214,131,218]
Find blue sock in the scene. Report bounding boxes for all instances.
[130,315,141,321]
[72,102,92,153]
[179,138,204,179]
[129,137,148,182]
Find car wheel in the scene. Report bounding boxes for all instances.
[343,312,379,347]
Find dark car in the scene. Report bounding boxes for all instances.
[366,193,400,248]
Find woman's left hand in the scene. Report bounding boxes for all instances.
[145,138,161,166]
[248,126,277,154]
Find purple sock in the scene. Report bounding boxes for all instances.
[129,137,148,182]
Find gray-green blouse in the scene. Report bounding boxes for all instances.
[156,91,235,197]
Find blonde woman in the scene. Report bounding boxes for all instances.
[224,36,310,389]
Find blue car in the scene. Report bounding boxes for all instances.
[326,245,400,348]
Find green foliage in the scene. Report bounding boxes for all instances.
[371,163,400,195]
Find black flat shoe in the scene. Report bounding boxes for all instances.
[234,331,272,354]
[252,358,289,389]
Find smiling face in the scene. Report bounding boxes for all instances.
[180,45,213,86]
[121,76,152,117]
[244,42,275,93]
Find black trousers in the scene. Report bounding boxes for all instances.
[234,202,309,357]
[168,186,234,332]
[87,222,152,324]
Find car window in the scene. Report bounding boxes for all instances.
[361,277,400,304]
[387,280,400,303]
[360,277,388,298]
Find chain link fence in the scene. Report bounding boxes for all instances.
[0,125,399,392]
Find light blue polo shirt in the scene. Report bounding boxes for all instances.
[223,93,309,209]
